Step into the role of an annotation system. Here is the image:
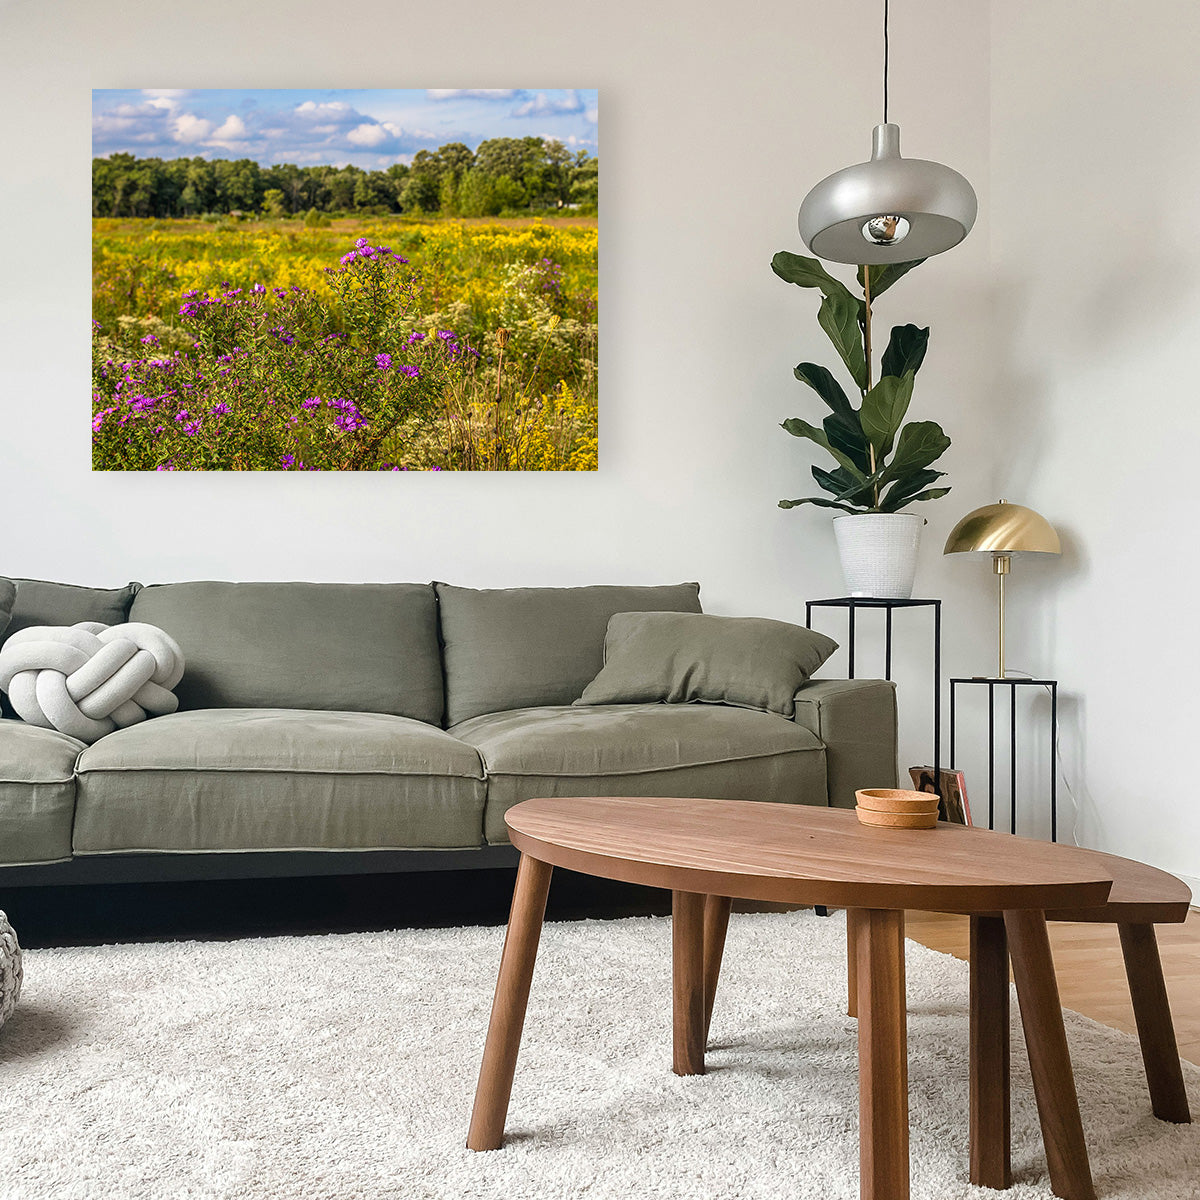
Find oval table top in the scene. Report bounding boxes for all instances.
[506,796,1115,913]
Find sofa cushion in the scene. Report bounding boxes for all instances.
[437,582,703,726]
[0,579,14,637]
[130,582,443,724]
[0,722,84,864]
[73,708,485,853]
[576,612,838,718]
[451,703,827,844]
[2,578,141,641]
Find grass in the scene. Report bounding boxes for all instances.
[91,216,598,472]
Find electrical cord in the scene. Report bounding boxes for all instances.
[883,0,890,123]
[999,667,1081,847]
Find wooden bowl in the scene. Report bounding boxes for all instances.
[855,788,940,814]
[855,806,939,830]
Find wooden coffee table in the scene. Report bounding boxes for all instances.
[466,797,1114,1200]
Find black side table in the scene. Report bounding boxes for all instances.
[949,677,1059,841]
[805,597,942,795]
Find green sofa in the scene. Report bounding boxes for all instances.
[0,579,897,885]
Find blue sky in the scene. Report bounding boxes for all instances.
[92,89,599,168]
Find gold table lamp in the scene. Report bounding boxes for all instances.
[943,500,1061,677]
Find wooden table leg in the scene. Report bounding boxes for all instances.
[467,853,554,1151]
[1005,910,1096,1200]
[673,890,707,1075]
[1118,923,1192,1123]
[856,908,909,1200]
[847,907,864,1018]
[970,914,1012,1189]
[702,894,733,1044]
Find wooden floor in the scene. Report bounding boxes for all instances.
[905,907,1200,1068]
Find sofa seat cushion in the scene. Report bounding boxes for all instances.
[73,709,485,854]
[451,704,827,844]
[0,721,84,865]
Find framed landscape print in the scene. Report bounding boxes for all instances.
[91,89,598,471]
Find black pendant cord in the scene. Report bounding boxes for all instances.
[883,0,890,124]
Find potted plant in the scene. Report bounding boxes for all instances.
[772,252,951,599]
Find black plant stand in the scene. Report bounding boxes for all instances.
[806,597,942,794]
[949,676,1059,841]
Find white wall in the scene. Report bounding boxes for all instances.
[990,0,1200,889]
[16,0,1189,882]
[0,0,994,769]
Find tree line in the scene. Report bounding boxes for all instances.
[92,138,599,220]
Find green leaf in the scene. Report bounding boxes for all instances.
[857,259,925,299]
[813,465,875,505]
[811,465,847,496]
[771,252,856,305]
[793,362,854,419]
[781,417,868,480]
[817,291,868,392]
[880,324,929,380]
[902,487,951,505]
[878,468,945,512]
[779,496,862,513]
[876,420,952,486]
[823,411,871,473]
[860,371,915,459]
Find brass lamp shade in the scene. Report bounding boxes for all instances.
[943,502,1062,557]
[943,500,1060,677]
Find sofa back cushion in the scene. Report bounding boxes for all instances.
[1,578,141,641]
[437,582,702,727]
[130,581,443,723]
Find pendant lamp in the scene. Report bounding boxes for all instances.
[797,0,978,264]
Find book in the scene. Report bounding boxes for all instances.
[908,766,973,826]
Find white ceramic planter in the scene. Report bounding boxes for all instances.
[833,513,923,599]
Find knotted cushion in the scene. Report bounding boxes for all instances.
[0,621,185,744]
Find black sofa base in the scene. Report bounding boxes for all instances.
[0,845,521,888]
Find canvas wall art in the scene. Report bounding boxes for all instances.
[91,89,598,472]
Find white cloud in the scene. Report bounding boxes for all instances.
[426,89,519,101]
[173,113,214,143]
[295,100,352,118]
[212,115,247,140]
[513,89,584,118]
[347,122,389,147]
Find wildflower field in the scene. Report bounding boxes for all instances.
[91,216,598,471]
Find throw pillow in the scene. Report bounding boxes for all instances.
[574,612,838,719]
[0,621,185,744]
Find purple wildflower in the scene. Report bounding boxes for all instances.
[397,364,419,379]
[375,353,392,371]
[210,402,231,416]
[280,454,295,469]
[301,396,322,410]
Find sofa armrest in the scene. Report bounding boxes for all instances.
[792,678,898,809]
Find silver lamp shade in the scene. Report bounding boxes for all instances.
[798,124,978,265]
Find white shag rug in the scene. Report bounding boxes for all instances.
[0,909,1196,1200]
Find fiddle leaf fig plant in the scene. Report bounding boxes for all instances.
[772,250,951,514]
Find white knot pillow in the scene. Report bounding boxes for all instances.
[0,621,185,744]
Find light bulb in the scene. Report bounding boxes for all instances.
[862,214,910,245]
